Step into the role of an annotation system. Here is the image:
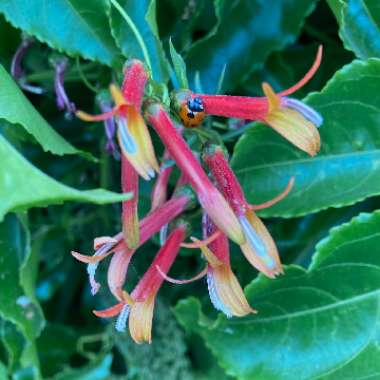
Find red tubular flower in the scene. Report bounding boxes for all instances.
[121,155,139,248]
[76,59,159,180]
[145,102,245,246]
[150,149,173,211]
[203,144,284,278]
[200,214,256,317]
[95,223,187,344]
[72,187,194,296]
[174,46,323,156]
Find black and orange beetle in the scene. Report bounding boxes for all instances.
[179,96,205,128]
[171,90,206,128]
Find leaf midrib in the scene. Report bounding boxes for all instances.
[234,148,380,174]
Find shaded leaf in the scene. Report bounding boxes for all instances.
[110,0,168,82]
[175,210,380,380]
[169,38,188,88]
[50,354,112,380]
[0,135,131,221]
[186,0,317,92]
[232,58,380,217]
[0,214,43,378]
[0,64,88,157]
[0,0,119,65]
[330,0,380,59]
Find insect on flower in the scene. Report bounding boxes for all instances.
[172,46,324,156]
[179,95,206,127]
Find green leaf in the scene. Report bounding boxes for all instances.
[37,324,77,378]
[112,301,194,380]
[186,0,317,92]
[50,354,112,380]
[231,58,380,217]
[0,64,88,157]
[169,38,188,88]
[0,0,119,66]
[109,0,168,82]
[0,135,131,221]
[330,0,380,59]
[0,214,43,378]
[175,210,380,380]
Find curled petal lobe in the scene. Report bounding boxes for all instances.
[107,248,134,301]
[93,302,124,318]
[202,215,255,317]
[207,265,256,317]
[262,83,321,156]
[128,293,156,344]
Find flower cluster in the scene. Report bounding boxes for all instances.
[73,48,323,344]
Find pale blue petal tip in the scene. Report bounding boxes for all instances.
[115,304,130,332]
[207,272,233,318]
[239,216,275,269]
[118,118,137,154]
[283,98,323,127]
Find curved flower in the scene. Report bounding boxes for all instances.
[203,144,286,278]
[94,223,187,344]
[150,149,174,211]
[52,57,76,117]
[145,102,245,246]
[201,214,256,317]
[72,187,194,295]
[76,59,159,180]
[173,46,323,156]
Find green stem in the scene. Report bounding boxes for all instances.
[109,0,153,76]
[76,57,99,93]
[25,63,97,82]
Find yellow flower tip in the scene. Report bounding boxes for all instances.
[265,107,321,156]
[210,264,256,317]
[239,211,282,278]
[109,83,127,108]
[76,110,96,122]
[262,82,281,112]
[128,294,155,344]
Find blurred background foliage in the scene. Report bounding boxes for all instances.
[1,0,380,379]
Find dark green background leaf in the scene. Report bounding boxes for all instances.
[110,0,169,82]
[0,64,87,157]
[0,214,43,377]
[0,0,120,66]
[186,0,317,92]
[329,0,380,59]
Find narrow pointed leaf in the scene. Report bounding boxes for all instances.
[0,136,131,221]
